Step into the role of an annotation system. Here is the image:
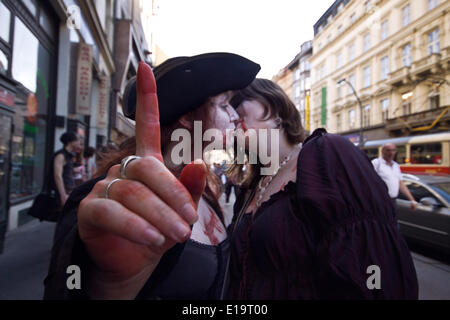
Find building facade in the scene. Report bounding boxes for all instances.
[0,0,155,251]
[310,0,450,144]
[272,66,294,100]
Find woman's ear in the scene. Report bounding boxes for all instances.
[274,117,283,129]
[177,114,193,130]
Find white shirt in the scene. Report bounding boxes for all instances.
[372,157,402,198]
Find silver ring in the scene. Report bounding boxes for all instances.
[120,155,141,179]
[105,178,122,199]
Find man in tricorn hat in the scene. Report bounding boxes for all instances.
[44,53,260,299]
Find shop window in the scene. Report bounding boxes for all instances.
[9,17,52,201]
[0,1,11,42]
[410,143,442,164]
[0,50,8,75]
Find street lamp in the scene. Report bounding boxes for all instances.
[337,78,365,148]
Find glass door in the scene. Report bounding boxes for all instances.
[0,111,12,253]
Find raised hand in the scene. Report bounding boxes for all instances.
[77,62,207,299]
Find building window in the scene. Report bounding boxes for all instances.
[0,50,7,75]
[295,86,300,98]
[428,0,439,10]
[350,13,356,24]
[305,77,311,90]
[0,1,11,42]
[337,3,344,13]
[364,33,371,52]
[305,61,310,71]
[300,61,305,72]
[402,4,410,27]
[337,24,343,35]
[381,98,389,122]
[295,69,300,80]
[348,74,355,94]
[363,66,371,88]
[380,56,389,80]
[381,20,389,41]
[336,113,342,132]
[428,28,440,54]
[363,105,370,127]
[327,15,333,24]
[429,93,440,109]
[402,44,412,67]
[365,0,372,12]
[403,102,411,115]
[336,52,342,69]
[349,43,355,62]
[320,64,326,79]
[337,81,343,99]
[349,109,356,128]
[318,25,323,33]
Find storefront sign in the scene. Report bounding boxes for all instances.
[97,74,110,129]
[0,88,15,107]
[75,43,93,115]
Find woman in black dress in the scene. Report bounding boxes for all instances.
[226,79,418,299]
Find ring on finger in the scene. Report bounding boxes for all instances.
[120,155,141,179]
[105,178,122,199]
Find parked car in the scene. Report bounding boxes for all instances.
[397,174,450,253]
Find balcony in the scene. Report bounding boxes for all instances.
[411,53,442,77]
[385,105,450,135]
[387,66,412,87]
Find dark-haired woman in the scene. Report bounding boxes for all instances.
[226,79,418,299]
[50,132,81,208]
[44,53,260,299]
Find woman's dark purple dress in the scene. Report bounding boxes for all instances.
[228,129,418,299]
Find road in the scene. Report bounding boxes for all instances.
[0,193,448,300]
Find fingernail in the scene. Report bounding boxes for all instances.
[181,203,198,224]
[172,222,191,242]
[144,228,165,246]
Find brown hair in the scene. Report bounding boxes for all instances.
[228,78,305,187]
[95,100,224,223]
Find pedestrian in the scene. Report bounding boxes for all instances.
[372,143,418,212]
[224,175,236,204]
[83,146,96,180]
[50,132,80,209]
[73,144,85,186]
[44,53,260,299]
[225,78,418,299]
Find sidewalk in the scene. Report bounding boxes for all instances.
[0,219,56,300]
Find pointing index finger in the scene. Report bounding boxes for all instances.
[135,61,162,160]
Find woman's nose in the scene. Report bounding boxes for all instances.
[227,105,240,122]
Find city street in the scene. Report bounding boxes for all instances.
[0,192,449,300]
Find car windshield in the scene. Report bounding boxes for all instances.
[429,182,450,204]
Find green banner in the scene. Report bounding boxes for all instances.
[321,87,327,125]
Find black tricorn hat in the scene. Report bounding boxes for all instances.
[122,52,260,125]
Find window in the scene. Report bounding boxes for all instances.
[428,28,440,54]
[399,181,434,202]
[429,93,440,109]
[300,61,305,72]
[0,1,11,42]
[295,86,300,98]
[0,50,7,75]
[336,52,342,69]
[349,43,355,61]
[349,109,356,128]
[336,113,342,132]
[428,0,439,11]
[363,66,371,88]
[337,82,342,99]
[364,33,371,52]
[305,77,311,90]
[337,3,344,13]
[327,34,332,43]
[305,61,310,71]
[348,74,355,94]
[410,143,442,165]
[22,0,37,16]
[365,1,372,12]
[402,44,412,67]
[320,64,326,79]
[381,20,389,41]
[381,56,389,80]
[318,25,323,33]
[327,15,333,24]
[300,79,305,91]
[295,69,300,80]
[395,145,407,164]
[381,98,389,122]
[363,105,370,127]
[403,102,411,115]
[350,13,356,24]
[337,25,343,35]
[402,4,410,27]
